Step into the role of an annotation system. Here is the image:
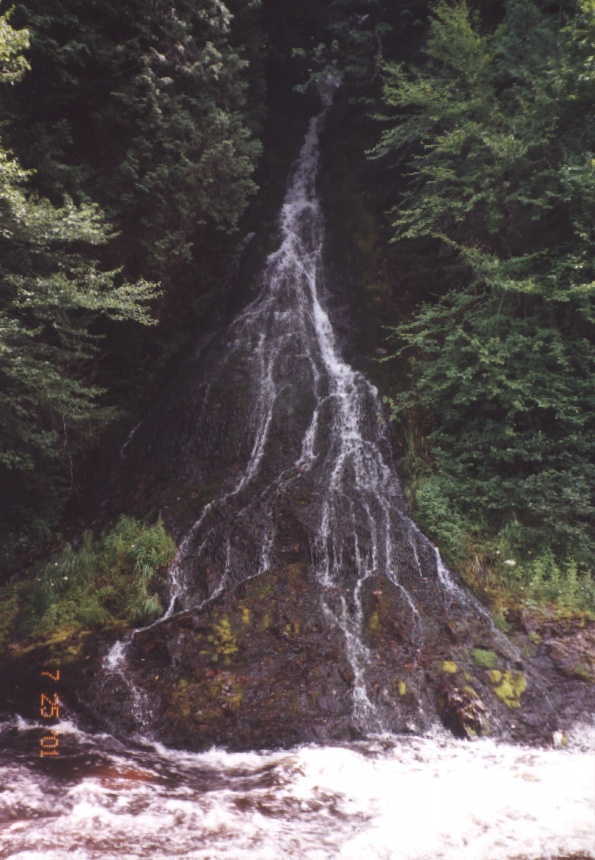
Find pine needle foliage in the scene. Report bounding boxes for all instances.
[0,11,161,554]
[373,0,594,567]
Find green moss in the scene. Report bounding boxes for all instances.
[171,671,245,725]
[528,631,542,644]
[397,680,407,696]
[489,670,527,708]
[283,620,301,636]
[9,624,93,658]
[174,679,192,718]
[493,611,511,633]
[240,606,251,626]
[260,612,272,631]
[208,616,238,664]
[210,673,243,711]
[471,648,498,669]
[368,611,380,632]
[441,660,458,674]
[572,663,594,682]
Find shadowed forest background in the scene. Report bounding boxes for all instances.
[0,0,593,642]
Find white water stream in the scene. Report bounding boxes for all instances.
[1,718,593,859]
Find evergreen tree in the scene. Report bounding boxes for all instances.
[5,0,263,280]
[107,0,262,282]
[1,0,264,405]
[0,11,159,556]
[373,0,594,562]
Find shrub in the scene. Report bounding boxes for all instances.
[412,473,480,567]
[16,517,176,640]
[497,547,595,613]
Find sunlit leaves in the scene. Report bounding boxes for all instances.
[0,13,161,540]
[0,9,29,84]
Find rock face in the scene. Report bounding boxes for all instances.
[105,566,540,748]
[4,567,594,750]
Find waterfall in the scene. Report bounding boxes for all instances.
[138,82,495,732]
[103,81,519,738]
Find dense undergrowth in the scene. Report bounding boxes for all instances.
[412,472,595,618]
[370,0,595,615]
[0,517,175,652]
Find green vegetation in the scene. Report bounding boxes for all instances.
[206,616,239,664]
[368,610,381,631]
[0,1,264,564]
[12,517,175,643]
[372,0,594,608]
[471,649,498,669]
[498,548,595,609]
[488,669,527,708]
[441,660,458,673]
[0,11,160,558]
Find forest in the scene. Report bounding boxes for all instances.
[0,0,593,638]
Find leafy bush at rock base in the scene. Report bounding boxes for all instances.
[15,517,175,641]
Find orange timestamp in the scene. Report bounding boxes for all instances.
[39,668,62,758]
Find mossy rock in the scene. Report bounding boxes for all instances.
[169,671,245,725]
[368,611,380,633]
[488,670,527,708]
[282,620,301,637]
[438,683,488,739]
[471,648,498,669]
[205,615,239,664]
[571,662,594,682]
[441,660,458,674]
[260,612,272,631]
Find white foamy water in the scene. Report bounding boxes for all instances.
[1,720,593,859]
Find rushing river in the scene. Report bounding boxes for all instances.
[1,717,593,859]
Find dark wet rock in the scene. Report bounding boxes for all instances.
[436,681,488,739]
[1,572,594,750]
[545,626,595,682]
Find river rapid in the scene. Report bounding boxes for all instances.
[1,717,593,859]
